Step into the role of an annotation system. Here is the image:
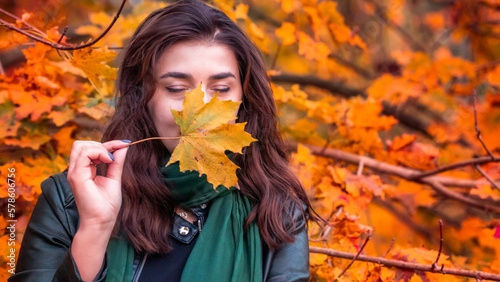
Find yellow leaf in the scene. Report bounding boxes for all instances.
[48,109,76,126]
[329,23,350,43]
[298,32,330,61]
[167,84,257,189]
[52,125,77,156]
[280,0,295,13]
[234,4,248,19]
[275,22,296,46]
[487,66,500,86]
[70,46,118,89]
[77,102,114,120]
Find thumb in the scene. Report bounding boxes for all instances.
[106,146,129,181]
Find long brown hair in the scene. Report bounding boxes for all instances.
[102,0,314,253]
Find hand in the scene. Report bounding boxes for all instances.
[67,140,130,230]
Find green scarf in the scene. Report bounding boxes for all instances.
[105,158,262,282]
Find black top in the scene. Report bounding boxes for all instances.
[137,204,209,282]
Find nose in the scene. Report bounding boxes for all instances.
[201,83,211,103]
[203,92,211,103]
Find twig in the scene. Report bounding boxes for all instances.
[372,198,434,241]
[55,26,69,58]
[431,220,444,272]
[409,156,500,180]
[0,7,45,35]
[424,180,500,214]
[300,144,500,213]
[108,136,180,153]
[382,238,395,258]
[309,246,500,281]
[473,89,495,160]
[475,165,500,192]
[357,160,364,176]
[335,235,372,280]
[270,43,281,70]
[302,143,489,188]
[0,0,127,50]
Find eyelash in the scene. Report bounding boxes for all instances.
[165,87,230,93]
[166,87,187,93]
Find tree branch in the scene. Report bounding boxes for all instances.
[0,0,127,50]
[335,235,372,281]
[475,165,500,191]
[309,246,500,281]
[425,180,500,213]
[270,73,433,136]
[270,74,365,98]
[409,156,500,180]
[473,89,495,159]
[301,143,500,214]
[302,143,488,188]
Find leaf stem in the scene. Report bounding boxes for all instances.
[128,136,181,146]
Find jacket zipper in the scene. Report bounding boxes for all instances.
[132,253,148,282]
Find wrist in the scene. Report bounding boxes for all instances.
[78,218,117,233]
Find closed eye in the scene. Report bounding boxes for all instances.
[214,87,230,93]
[166,87,188,93]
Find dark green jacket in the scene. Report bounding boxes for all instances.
[8,172,310,281]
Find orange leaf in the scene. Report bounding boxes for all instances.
[275,22,296,46]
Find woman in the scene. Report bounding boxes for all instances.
[9,0,313,281]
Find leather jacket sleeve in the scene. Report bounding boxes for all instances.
[261,203,310,282]
[8,173,107,282]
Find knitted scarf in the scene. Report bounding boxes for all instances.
[104,158,262,282]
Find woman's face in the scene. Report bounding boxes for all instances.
[148,40,243,152]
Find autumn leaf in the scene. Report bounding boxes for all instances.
[166,84,257,189]
[70,46,118,89]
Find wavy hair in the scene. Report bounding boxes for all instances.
[101,0,314,253]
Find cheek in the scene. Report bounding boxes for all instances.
[148,96,182,135]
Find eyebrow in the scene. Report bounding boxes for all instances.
[208,72,236,80]
[159,72,236,81]
[159,72,193,80]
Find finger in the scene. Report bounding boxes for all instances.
[106,146,129,181]
[102,140,132,153]
[68,141,102,175]
[71,146,116,181]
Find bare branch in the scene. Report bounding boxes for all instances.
[475,165,500,192]
[473,89,495,159]
[335,235,372,281]
[309,246,500,281]
[357,160,364,176]
[431,220,444,272]
[301,144,500,213]
[409,156,500,180]
[423,180,500,214]
[382,238,395,258]
[270,73,365,98]
[270,73,433,137]
[0,0,127,50]
[302,143,488,188]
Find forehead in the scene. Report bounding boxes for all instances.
[155,40,239,77]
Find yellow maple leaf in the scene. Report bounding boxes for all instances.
[167,84,257,189]
[70,46,118,89]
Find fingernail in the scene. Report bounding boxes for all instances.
[121,139,132,143]
[108,151,115,161]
